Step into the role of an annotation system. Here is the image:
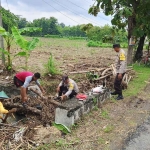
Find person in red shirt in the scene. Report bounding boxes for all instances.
[14,72,45,106]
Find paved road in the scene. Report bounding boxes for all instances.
[124,117,150,150]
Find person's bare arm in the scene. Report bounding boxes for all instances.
[38,84,45,94]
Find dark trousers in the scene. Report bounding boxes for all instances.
[14,76,24,88]
[114,73,125,95]
[59,85,77,99]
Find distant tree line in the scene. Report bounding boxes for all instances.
[1,7,127,42]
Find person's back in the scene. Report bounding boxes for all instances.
[68,79,79,94]
[15,71,33,82]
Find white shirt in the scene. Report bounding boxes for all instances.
[22,76,40,88]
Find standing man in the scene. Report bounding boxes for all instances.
[111,44,127,100]
[14,72,45,106]
[56,75,79,101]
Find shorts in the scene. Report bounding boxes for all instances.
[14,76,24,87]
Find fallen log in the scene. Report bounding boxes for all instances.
[3,102,41,115]
[101,68,112,76]
[29,88,69,110]
[69,71,90,74]
[94,73,113,81]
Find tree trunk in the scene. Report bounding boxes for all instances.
[127,45,134,65]
[6,41,11,71]
[127,16,136,65]
[148,41,150,55]
[3,102,41,115]
[134,35,146,61]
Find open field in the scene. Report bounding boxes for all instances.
[2,37,150,150]
[12,37,116,73]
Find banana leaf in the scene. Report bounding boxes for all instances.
[53,122,71,134]
[11,26,28,50]
[27,38,39,51]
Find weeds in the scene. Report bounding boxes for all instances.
[103,125,114,133]
[93,106,99,111]
[45,53,60,75]
[98,138,105,144]
[101,109,109,119]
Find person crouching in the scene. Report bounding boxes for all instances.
[57,75,79,101]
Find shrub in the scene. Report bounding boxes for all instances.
[87,40,128,48]
[45,53,60,75]
[44,34,63,38]
[68,37,86,40]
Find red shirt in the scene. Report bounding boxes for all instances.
[15,71,33,82]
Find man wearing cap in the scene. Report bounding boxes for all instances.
[111,44,127,100]
[57,75,79,101]
[14,72,45,105]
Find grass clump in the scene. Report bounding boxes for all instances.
[124,64,150,97]
[103,125,114,133]
[45,53,60,75]
[101,109,109,119]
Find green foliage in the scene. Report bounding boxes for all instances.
[103,125,114,133]
[12,26,39,70]
[93,106,99,111]
[44,34,63,38]
[68,37,86,40]
[87,40,128,48]
[86,72,99,80]
[124,64,150,97]
[45,54,60,75]
[101,109,109,119]
[93,98,97,105]
[89,0,150,62]
[0,7,19,32]
[53,122,71,134]
[0,26,40,71]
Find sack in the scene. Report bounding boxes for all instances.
[92,85,104,94]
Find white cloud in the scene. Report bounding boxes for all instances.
[1,0,111,26]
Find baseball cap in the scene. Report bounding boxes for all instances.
[62,75,68,82]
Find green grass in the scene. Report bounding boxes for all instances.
[101,109,109,119]
[124,64,150,97]
[87,40,128,48]
[103,125,114,133]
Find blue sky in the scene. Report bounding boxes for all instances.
[1,0,111,26]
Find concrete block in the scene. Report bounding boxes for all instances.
[55,108,74,127]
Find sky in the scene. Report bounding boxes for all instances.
[1,0,111,26]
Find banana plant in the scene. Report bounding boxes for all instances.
[12,26,40,70]
[0,26,41,71]
[0,27,14,70]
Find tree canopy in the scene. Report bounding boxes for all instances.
[89,0,150,63]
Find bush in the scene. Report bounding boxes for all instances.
[44,34,63,38]
[87,40,128,48]
[45,54,60,75]
[68,37,86,40]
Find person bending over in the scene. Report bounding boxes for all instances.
[14,72,45,105]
